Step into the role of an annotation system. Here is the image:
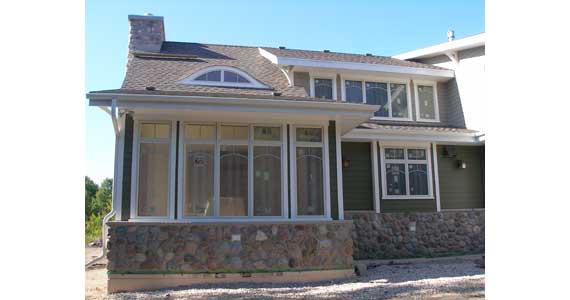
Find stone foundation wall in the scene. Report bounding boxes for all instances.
[346,211,484,259]
[107,221,353,273]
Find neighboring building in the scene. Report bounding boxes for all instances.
[87,15,484,293]
[393,32,486,133]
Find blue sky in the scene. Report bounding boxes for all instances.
[86,0,484,184]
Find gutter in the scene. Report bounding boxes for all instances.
[86,99,121,268]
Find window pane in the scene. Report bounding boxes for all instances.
[195,70,221,81]
[220,145,249,216]
[386,163,406,196]
[409,164,429,195]
[296,147,324,216]
[365,82,389,117]
[138,143,170,216]
[221,125,249,140]
[296,128,322,142]
[390,83,409,118]
[345,80,363,103]
[418,85,436,119]
[254,126,281,141]
[254,146,282,216]
[407,149,427,160]
[224,71,239,82]
[140,123,170,139]
[184,144,214,217]
[237,74,250,83]
[314,78,333,99]
[385,148,405,160]
[185,125,215,140]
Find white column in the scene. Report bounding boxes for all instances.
[432,143,442,212]
[372,141,381,213]
[335,122,344,220]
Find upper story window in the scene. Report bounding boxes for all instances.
[342,78,411,120]
[415,82,440,122]
[179,66,270,89]
[310,75,337,100]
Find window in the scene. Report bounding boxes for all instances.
[133,122,174,218]
[342,79,411,120]
[314,78,333,99]
[380,145,433,199]
[179,66,269,89]
[292,127,328,217]
[415,83,439,121]
[179,123,285,219]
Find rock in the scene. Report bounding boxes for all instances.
[89,239,102,247]
[135,253,146,262]
[255,230,268,241]
[475,256,485,268]
[354,262,368,276]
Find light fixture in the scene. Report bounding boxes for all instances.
[457,160,467,169]
[342,157,350,168]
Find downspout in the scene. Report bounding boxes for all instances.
[86,99,121,268]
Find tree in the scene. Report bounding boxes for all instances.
[92,178,113,217]
[85,176,98,219]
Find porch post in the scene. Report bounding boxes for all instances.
[432,142,441,212]
[372,141,381,213]
[335,122,344,220]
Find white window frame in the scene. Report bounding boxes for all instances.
[177,122,288,221]
[178,66,270,89]
[340,75,412,121]
[290,125,331,220]
[130,119,177,220]
[379,141,433,200]
[414,80,440,122]
[309,73,337,100]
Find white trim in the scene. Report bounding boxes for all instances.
[371,141,381,213]
[378,142,434,200]
[343,128,483,145]
[432,143,441,212]
[414,80,440,122]
[393,33,485,60]
[130,120,176,221]
[335,123,344,220]
[258,47,455,78]
[290,125,331,219]
[309,73,337,100]
[178,66,270,89]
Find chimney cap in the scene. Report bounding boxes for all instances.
[128,14,164,20]
[447,30,455,42]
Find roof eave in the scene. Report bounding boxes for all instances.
[343,128,484,145]
[393,33,485,60]
[259,48,454,79]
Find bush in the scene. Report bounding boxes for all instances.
[85,176,113,245]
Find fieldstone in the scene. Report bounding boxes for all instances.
[318,239,332,249]
[135,253,146,262]
[255,230,268,241]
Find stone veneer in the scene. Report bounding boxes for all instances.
[346,211,484,259]
[107,221,354,273]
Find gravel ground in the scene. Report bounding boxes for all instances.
[86,255,484,300]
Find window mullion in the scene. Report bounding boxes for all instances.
[362,81,367,104]
[214,123,221,217]
[387,83,393,118]
[248,125,254,217]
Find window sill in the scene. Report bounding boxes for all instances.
[371,117,413,122]
[381,196,434,200]
[415,118,441,123]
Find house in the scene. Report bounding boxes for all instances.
[87,15,484,293]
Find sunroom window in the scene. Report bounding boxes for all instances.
[294,127,326,216]
[179,66,269,89]
[135,122,173,217]
[381,146,432,199]
[180,123,284,219]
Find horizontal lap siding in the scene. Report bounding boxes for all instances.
[342,142,374,211]
[438,145,484,209]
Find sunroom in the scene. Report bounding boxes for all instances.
[87,90,378,284]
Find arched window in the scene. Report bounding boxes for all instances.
[179,66,269,89]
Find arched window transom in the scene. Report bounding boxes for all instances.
[179,66,269,89]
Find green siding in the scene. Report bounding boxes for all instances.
[381,199,436,212]
[342,142,374,211]
[328,121,339,219]
[120,114,134,221]
[438,145,485,209]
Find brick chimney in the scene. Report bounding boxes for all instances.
[128,14,165,52]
